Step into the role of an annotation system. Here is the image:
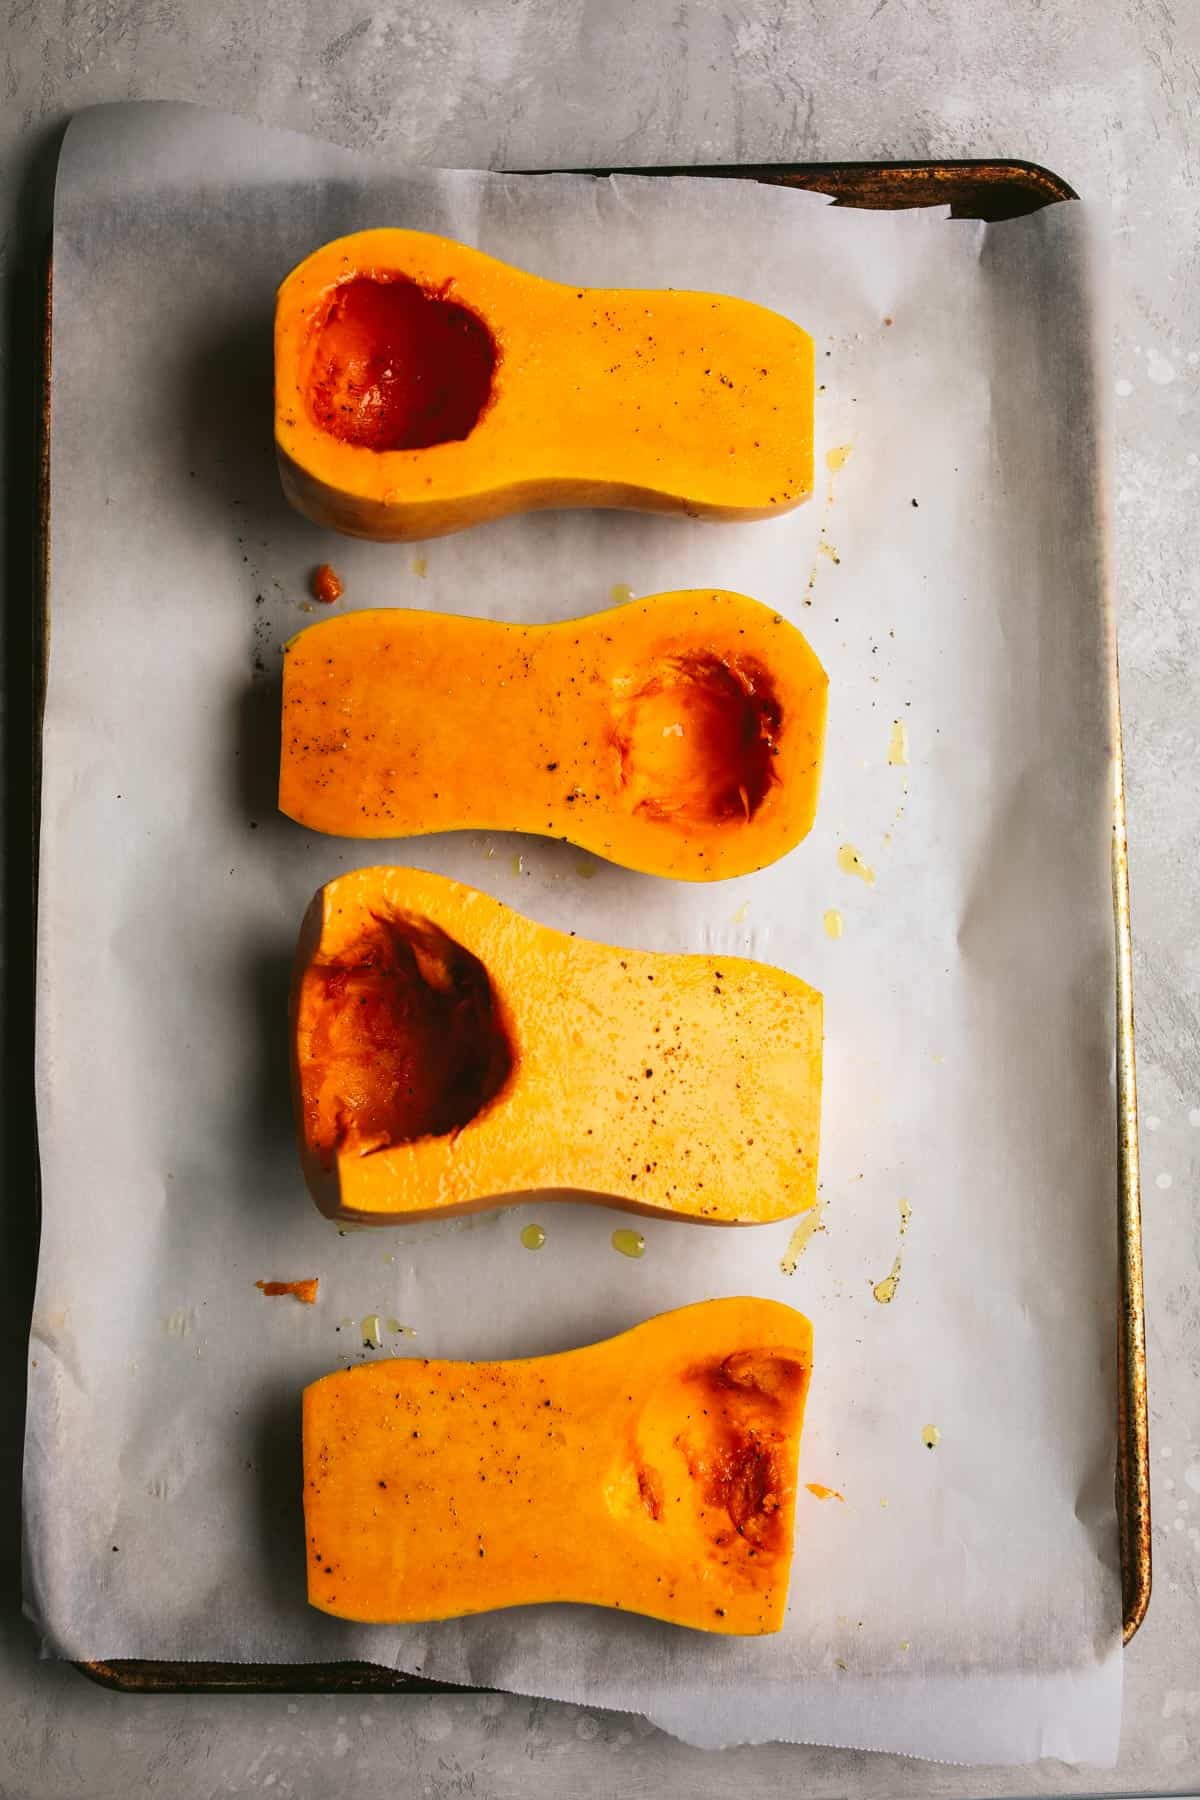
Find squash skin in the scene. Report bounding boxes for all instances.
[303,1297,813,1634]
[291,866,822,1226]
[279,591,827,883]
[275,229,814,541]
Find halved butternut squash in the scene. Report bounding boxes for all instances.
[291,867,822,1225]
[275,229,814,540]
[304,1297,813,1634]
[279,591,827,882]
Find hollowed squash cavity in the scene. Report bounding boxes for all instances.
[297,911,513,1162]
[305,275,497,452]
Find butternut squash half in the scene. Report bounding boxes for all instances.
[275,229,814,540]
[304,1297,814,1634]
[291,867,822,1225]
[280,591,827,883]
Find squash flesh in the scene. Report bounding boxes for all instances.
[276,229,814,540]
[291,867,822,1226]
[279,591,827,882]
[303,1297,813,1634]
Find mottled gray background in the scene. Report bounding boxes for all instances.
[1,3,1197,1795]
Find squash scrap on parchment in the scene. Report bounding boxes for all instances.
[303,1297,813,1634]
[289,866,822,1227]
[275,229,815,541]
[279,590,827,883]
[255,1278,319,1304]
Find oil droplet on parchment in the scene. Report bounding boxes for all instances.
[921,1424,941,1450]
[872,1255,903,1305]
[610,583,634,605]
[731,899,750,924]
[575,862,597,880]
[520,1223,547,1251]
[823,444,853,507]
[888,720,909,766]
[412,555,427,578]
[872,1197,912,1303]
[360,1313,383,1348]
[781,1202,825,1274]
[838,844,875,885]
[824,908,844,939]
[611,1228,645,1260]
[511,853,525,877]
[385,1318,416,1337]
[806,447,852,593]
[806,1482,845,1502]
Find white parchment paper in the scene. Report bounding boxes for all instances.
[26,103,1123,1762]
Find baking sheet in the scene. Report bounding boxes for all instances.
[25,102,1123,1762]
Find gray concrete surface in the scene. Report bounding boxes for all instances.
[1,2,1197,1794]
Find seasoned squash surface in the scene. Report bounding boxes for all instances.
[291,867,822,1225]
[280,592,827,882]
[276,230,814,540]
[304,1297,814,1633]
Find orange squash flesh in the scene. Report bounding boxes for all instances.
[303,1297,813,1634]
[291,867,822,1226]
[275,229,815,541]
[279,591,827,883]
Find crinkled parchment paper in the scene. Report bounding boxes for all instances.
[26,103,1122,1761]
